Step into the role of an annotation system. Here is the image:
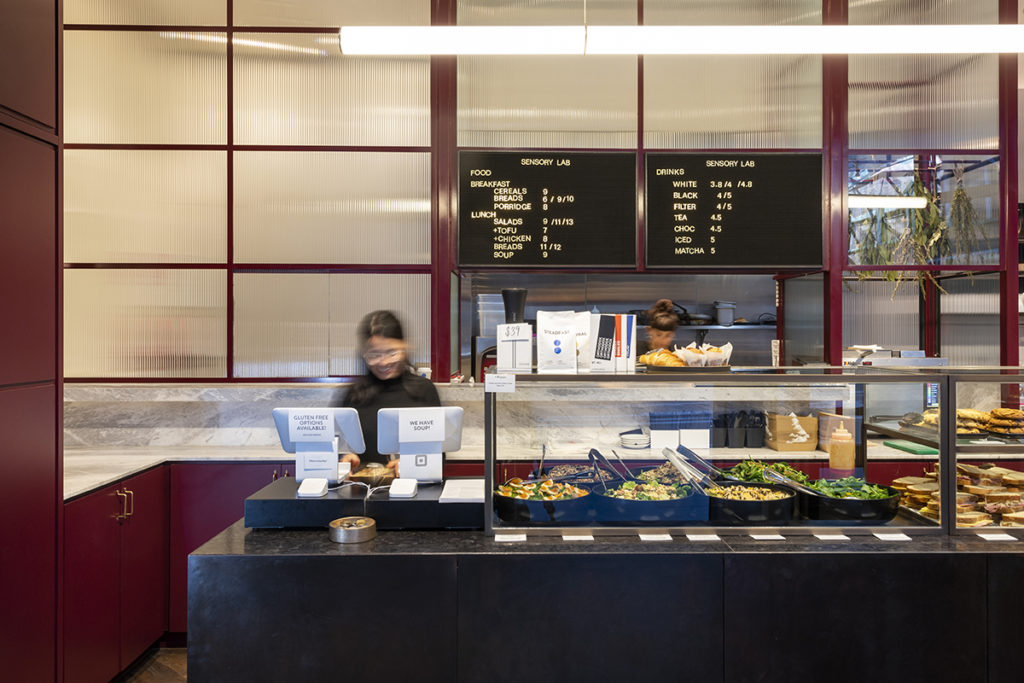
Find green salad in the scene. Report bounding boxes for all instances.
[601,480,690,501]
[808,477,893,500]
[724,459,809,485]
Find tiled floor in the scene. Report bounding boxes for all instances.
[117,648,187,682]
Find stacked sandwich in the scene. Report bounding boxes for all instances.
[955,408,991,435]
[984,408,1024,436]
[898,465,1024,527]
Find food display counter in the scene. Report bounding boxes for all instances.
[483,369,1024,535]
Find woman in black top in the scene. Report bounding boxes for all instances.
[333,310,440,474]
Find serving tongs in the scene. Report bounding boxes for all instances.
[762,467,826,497]
[673,444,741,482]
[588,448,638,492]
[660,447,710,495]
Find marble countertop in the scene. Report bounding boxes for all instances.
[64,447,290,500]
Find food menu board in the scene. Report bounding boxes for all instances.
[458,151,637,267]
[645,153,823,268]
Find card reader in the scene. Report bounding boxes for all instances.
[296,477,328,498]
[389,477,418,498]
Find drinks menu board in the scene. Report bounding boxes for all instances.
[458,151,637,267]
[645,153,823,268]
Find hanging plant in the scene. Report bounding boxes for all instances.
[849,171,951,299]
[948,165,983,262]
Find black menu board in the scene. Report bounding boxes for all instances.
[458,151,636,267]
[646,153,823,268]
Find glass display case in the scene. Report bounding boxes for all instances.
[927,370,1024,532]
[484,369,957,534]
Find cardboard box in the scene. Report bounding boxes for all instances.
[817,410,855,452]
[765,413,818,452]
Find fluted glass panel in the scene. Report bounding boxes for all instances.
[235,0,429,27]
[645,55,821,149]
[940,274,1000,366]
[234,152,430,264]
[233,33,429,146]
[458,56,637,149]
[643,1,821,149]
[329,274,431,375]
[457,0,636,25]
[842,278,918,350]
[64,269,227,377]
[782,274,823,365]
[848,154,999,267]
[65,0,224,25]
[65,150,226,263]
[644,0,821,25]
[849,54,998,150]
[65,31,227,144]
[234,273,330,378]
[848,0,997,25]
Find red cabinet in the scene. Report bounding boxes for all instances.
[64,467,168,683]
[167,462,290,631]
[120,467,169,665]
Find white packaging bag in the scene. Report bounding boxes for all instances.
[536,310,578,374]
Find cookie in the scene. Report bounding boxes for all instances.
[991,408,1024,420]
[957,408,991,422]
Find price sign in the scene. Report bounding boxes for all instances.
[646,153,823,268]
[459,151,637,267]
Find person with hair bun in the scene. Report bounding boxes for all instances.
[332,310,440,474]
[638,298,681,355]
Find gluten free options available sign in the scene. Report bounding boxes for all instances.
[287,410,332,442]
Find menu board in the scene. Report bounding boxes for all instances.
[458,151,636,267]
[646,153,823,268]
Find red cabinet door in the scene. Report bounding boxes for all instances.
[120,466,169,668]
[64,483,122,683]
[0,384,57,683]
[167,463,284,631]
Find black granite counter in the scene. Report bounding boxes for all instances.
[189,522,1023,683]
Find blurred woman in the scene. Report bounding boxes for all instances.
[334,310,440,474]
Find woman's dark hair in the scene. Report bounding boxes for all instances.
[357,310,405,347]
[648,299,680,332]
[344,310,430,407]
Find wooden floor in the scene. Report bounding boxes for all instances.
[116,648,187,683]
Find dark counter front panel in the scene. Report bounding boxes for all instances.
[188,554,458,683]
[457,553,724,682]
[723,553,987,683]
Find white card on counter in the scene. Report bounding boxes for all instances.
[639,533,673,542]
[686,534,720,542]
[977,532,1017,542]
[874,532,912,542]
[494,533,527,543]
[750,534,785,541]
[485,374,516,393]
[562,534,594,542]
[815,533,850,541]
[679,429,710,450]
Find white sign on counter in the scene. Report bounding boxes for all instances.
[398,407,444,443]
[286,410,333,442]
[485,373,516,393]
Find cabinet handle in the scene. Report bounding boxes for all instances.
[124,489,134,518]
[115,489,128,521]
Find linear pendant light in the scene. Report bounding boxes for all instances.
[848,196,928,210]
[339,24,1024,56]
